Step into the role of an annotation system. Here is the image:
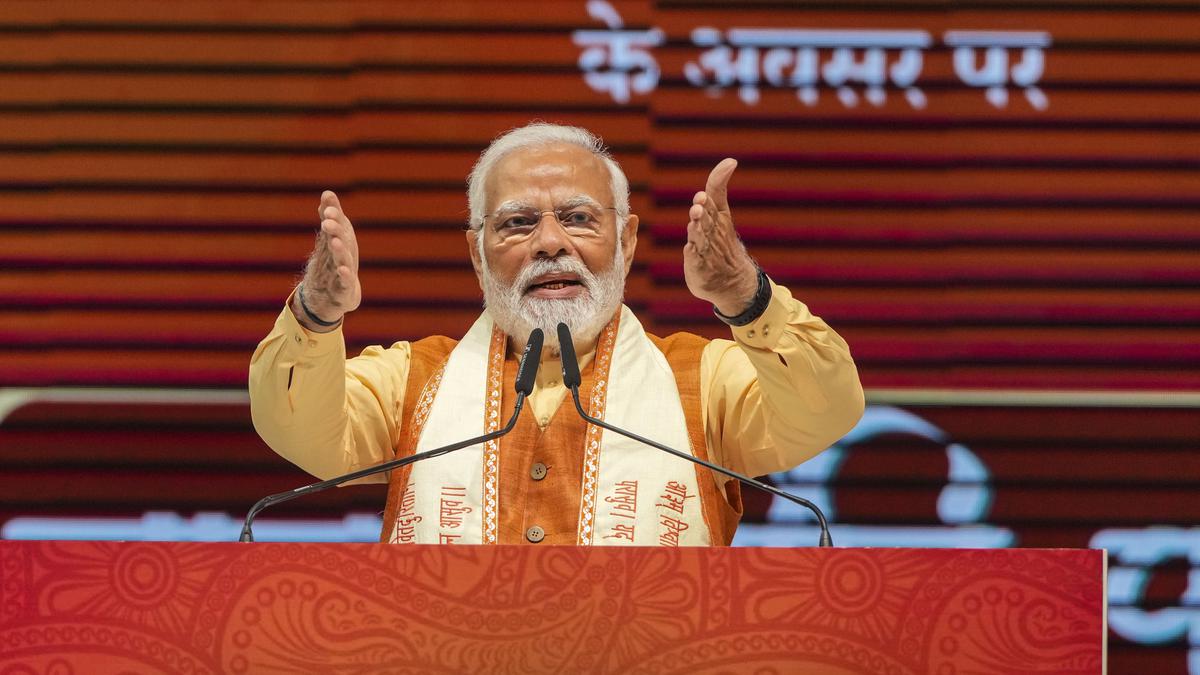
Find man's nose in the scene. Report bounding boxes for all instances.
[529,212,571,258]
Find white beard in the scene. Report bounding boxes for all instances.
[479,243,626,354]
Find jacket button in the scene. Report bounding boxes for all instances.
[525,525,545,543]
[530,462,548,481]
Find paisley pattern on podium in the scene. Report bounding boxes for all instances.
[0,542,1104,673]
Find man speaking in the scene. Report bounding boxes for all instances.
[249,123,864,546]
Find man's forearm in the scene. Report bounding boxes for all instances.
[249,303,357,479]
[706,281,865,478]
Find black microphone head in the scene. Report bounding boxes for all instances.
[557,322,582,389]
[514,328,544,396]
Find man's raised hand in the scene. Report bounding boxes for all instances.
[683,158,759,317]
[294,190,362,331]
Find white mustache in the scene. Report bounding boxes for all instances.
[514,257,596,295]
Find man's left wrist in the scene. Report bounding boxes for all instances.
[711,266,760,316]
[713,267,771,326]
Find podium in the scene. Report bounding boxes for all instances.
[0,542,1105,673]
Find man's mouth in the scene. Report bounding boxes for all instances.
[525,274,586,297]
[528,280,582,291]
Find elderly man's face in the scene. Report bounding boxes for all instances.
[468,143,638,346]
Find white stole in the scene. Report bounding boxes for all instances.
[386,306,711,546]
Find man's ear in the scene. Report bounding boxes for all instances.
[621,213,639,276]
[466,228,484,282]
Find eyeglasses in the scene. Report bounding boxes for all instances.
[480,204,618,240]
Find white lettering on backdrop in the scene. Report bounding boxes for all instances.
[573,2,1052,110]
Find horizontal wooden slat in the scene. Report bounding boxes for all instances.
[0,350,253,386]
[0,309,481,347]
[0,72,612,106]
[4,313,1195,362]
[653,248,1200,285]
[0,468,386,509]
[653,88,1200,124]
[0,32,586,67]
[914,405,1200,442]
[658,7,1200,45]
[1,230,467,266]
[0,401,248,426]
[0,270,652,306]
[651,165,1200,201]
[0,110,650,147]
[652,127,1200,164]
[804,485,1200,525]
[833,444,1199,484]
[0,1,634,28]
[849,365,1200,391]
[0,149,650,187]
[2,33,1197,88]
[7,350,1192,390]
[0,429,269,465]
[0,269,477,305]
[652,287,1200,324]
[0,190,653,225]
[648,215,1200,245]
[843,327,1200,364]
[657,49,1200,86]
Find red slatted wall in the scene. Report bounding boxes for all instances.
[0,2,1197,671]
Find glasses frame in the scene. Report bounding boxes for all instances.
[476,204,620,233]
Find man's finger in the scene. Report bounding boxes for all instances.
[324,206,351,227]
[701,190,722,232]
[686,219,709,253]
[704,158,737,214]
[328,232,353,268]
[321,218,343,237]
[318,191,346,228]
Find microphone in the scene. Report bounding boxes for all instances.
[515,327,544,396]
[239,327,545,542]
[556,322,834,547]
[558,322,582,389]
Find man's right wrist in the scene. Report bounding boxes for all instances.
[292,285,344,333]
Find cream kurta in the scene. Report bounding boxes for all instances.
[249,280,864,493]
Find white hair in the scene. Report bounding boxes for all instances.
[466,122,630,230]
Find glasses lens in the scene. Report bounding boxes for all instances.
[556,207,603,228]
[492,208,541,230]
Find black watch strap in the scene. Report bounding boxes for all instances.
[713,268,771,327]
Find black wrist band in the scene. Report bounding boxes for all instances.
[296,284,342,328]
[713,268,771,327]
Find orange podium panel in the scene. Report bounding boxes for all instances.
[0,542,1105,673]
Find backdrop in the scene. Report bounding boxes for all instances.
[0,1,1197,671]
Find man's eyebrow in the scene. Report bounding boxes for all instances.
[491,196,602,213]
[492,199,535,214]
[557,195,603,210]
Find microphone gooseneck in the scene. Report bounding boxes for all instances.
[554,322,834,547]
[239,328,544,543]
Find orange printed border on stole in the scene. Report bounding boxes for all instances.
[481,326,507,544]
[575,316,620,546]
[388,362,446,544]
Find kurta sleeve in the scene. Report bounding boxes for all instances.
[700,279,865,478]
[248,295,413,483]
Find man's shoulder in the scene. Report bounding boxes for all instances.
[409,335,459,365]
[647,330,711,359]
